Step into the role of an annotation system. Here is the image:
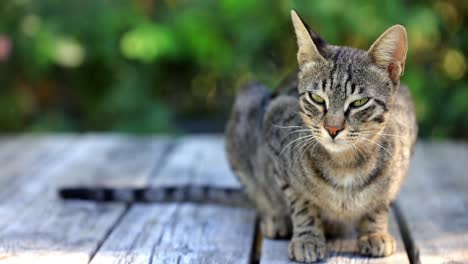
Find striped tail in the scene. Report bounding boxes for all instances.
[58,185,252,208]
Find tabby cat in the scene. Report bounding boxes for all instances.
[225,10,417,262]
[59,10,417,263]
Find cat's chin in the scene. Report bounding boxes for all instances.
[321,139,353,153]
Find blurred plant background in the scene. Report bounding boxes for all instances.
[0,0,466,138]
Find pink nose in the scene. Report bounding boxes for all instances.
[325,125,343,139]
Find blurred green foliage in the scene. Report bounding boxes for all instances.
[0,0,466,138]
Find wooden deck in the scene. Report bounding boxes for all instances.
[0,134,466,264]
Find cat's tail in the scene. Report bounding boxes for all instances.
[58,185,252,208]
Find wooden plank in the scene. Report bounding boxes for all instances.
[0,135,77,230]
[0,135,170,263]
[260,211,408,264]
[53,134,170,188]
[0,135,169,204]
[150,135,240,187]
[91,136,257,264]
[0,201,124,264]
[0,135,72,176]
[90,204,256,264]
[0,136,32,161]
[0,135,77,201]
[397,142,468,263]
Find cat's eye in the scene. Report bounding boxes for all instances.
[310,94,325,104]
[351,98,369,107]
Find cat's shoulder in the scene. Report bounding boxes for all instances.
[393,84,416,115]
[275,70,299,97]
[262,94,301,133]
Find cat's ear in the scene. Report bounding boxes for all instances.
[291,10,327,66]
[368,25,407,82]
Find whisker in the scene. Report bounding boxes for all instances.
[286,136,314,168]
[280,134,315,155]
[357,131,404,137]
[288,135,317,158]
[359,138,393,157]
[280,129,313,142]
[361,133,404,138]
[270,123,303,129]
[349,143,359,160]
[377,134,391,145]
[290,135,314,154]
[351,142,367,162]
[358,132,402,145]
[291,139,310,165]
[293,137,319,168]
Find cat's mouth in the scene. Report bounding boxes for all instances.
[319,128,353,152]
[322,139,351,152]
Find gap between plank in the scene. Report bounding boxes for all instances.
[88,204,131,263]
[146,139,177,182]
[392,202,421,264]
[250,216,262,264]
[88,139,175,263]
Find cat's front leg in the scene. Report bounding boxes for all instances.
[260,214,292,239]
[357,204,396,257]
[285,191,327,263]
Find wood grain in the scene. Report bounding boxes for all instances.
[149,135,240,188]
[0,135,76,231]
[90,204,256,264]
[91,136,257,264]
[0,135,77,202]
[0,135,75,192]
[1,136,465,264]
[260,211,408,264]
[0,135,170,264]
[397,142,468,263]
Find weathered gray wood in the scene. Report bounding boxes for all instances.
[91,136,257,264]
[0,136,35,161]
[90,204,256,264]
[397,142,468,263]
[260,211,408,264]
[0,135,77,201]
[150,135,240,188]
[0,136,72,181]
[0,134,170,263]
[54,134,170,188]
[2,135,465,263]
[0,136,77,230]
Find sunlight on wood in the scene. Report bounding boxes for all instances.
[0,252,88,264]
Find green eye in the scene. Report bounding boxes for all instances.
[352,98,369,107]
[310,94,325,104]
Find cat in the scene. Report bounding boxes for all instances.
[59,10,417,263]
[225,10,417,263]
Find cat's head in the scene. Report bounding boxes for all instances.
[291,10,407,152]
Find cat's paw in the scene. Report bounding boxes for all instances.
[260,215,292,238]
[288,237,327,263]
[358,233,396,257]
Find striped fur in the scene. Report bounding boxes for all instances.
[225,10,417,263]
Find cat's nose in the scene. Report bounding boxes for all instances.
[324,125,343,139]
